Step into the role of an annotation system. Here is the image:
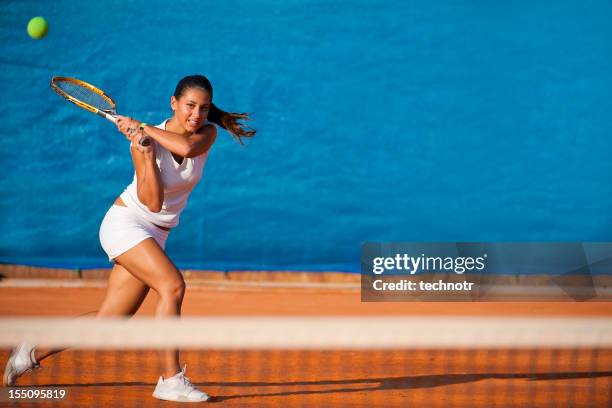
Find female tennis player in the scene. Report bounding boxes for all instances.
[3,75,255,402]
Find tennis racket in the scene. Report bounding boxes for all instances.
[50,76,150,146]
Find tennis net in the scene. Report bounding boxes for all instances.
[1,317,611,407]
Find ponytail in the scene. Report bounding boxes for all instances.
[208,103,256,144]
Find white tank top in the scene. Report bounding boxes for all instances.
[120,119,210,228]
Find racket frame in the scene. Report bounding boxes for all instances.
[51,76,118,123]
[50,76,150,146]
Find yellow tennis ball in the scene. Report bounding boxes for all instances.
[27,17,48,40]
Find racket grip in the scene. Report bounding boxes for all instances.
[140,137,151,147]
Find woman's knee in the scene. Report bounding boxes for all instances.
[158,277,186,302]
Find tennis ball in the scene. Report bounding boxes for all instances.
[27,17,48,40]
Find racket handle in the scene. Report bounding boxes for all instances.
[140,137,151,147]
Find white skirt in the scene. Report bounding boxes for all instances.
[99,205,170,262]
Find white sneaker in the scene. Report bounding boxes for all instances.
[3,343,39,386]
[152,365,210,402]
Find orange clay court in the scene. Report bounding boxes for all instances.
[1,273,611,407]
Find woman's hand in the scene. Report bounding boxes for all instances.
[116,115,141,140]
[134,130,155,156]
[117,115,154,156]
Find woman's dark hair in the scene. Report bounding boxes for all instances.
[174,75,255,144]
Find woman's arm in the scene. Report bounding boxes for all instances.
[116,115,217,158]
[131,140,164,213]
[142,123,217,158]
[117,119,164,213]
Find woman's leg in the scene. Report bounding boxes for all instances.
[112,238,185,378]
[34,263,151,362]
[97,263,151,317]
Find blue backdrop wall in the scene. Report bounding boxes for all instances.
[1,1,612,271]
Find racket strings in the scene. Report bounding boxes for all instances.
[55,80,114,111]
